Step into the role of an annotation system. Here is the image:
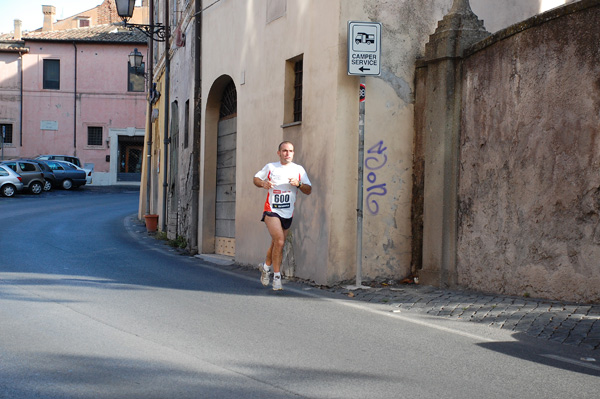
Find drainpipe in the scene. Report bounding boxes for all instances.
[19,51,24,147]
[73,42,78,153]
[189,0,202,253]
[161,0,170,231]
[145,1,154,215]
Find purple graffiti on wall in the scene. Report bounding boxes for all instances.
[365,140,387,215]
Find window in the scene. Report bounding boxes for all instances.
[61,162,76,170]
[4,162,16,172]
[87,126,103,146]
[184,99,190,148]
[293,59,303,122]
[128,61,145,92]
[283,55,303,125]
[78,18,90,27]
[18,162,37,172]
[0,124,13,144]
[43,59,60,90]
[46,161,64,171]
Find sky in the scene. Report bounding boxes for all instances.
[0,0,142,35]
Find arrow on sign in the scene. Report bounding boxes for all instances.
[359,66,371,72]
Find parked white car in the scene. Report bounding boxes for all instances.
[62,161,93,185]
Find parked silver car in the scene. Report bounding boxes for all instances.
[0,160,45,194]
[0,164,24,197]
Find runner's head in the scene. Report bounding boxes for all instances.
[278,141,294,165]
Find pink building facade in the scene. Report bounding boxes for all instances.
[1,24,147,184]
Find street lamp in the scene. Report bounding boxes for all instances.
[115,0,168,41]
[128,48,144,71]
[115,0,135,19]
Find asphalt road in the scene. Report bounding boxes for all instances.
[1,187,598,398]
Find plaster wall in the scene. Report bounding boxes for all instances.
[198,0,549,286]
[20,41,146,175]
[341,0,545,284]
[458,2,600,302]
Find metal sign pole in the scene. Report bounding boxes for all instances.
[347,20,380,290]
[355,77,366,287]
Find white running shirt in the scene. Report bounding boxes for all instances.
[254,161,311,219]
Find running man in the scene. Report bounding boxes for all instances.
[253,141,312,290]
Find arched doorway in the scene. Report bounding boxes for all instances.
[215,80,237,256]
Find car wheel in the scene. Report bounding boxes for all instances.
[43,180,52,191]
[1,184,16,197]
[30,181,43,195]
[62,179,73,190]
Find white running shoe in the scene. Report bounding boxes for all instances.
[260,264,270,287]
[272,275,283,291]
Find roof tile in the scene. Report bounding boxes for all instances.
[4,23,148,44]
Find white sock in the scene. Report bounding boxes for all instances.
[274,272,281,279]
[263,263,272,272]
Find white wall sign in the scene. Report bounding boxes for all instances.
[40,120,58,130]
[348,21,382,76]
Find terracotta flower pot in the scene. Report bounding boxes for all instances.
[144,214,159,232]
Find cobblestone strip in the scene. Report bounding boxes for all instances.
[467,296,500,324]
[564,314,593,347]
[580,315,600,350]
[496,301,527,330]
[508,302,540,333]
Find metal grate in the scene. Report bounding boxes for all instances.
[1,124,13,144]
[293,59,303,122]
[219,81,237,119]
[87,126,103,146]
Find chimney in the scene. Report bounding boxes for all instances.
[42,5,56,31]
[14,19,22,40]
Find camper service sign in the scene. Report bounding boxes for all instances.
[347,21,382,76]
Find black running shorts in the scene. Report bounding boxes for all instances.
[262,211,293,230]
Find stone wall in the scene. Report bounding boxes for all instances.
[458,0,600,302]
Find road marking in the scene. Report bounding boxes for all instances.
[541,354,600,371]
